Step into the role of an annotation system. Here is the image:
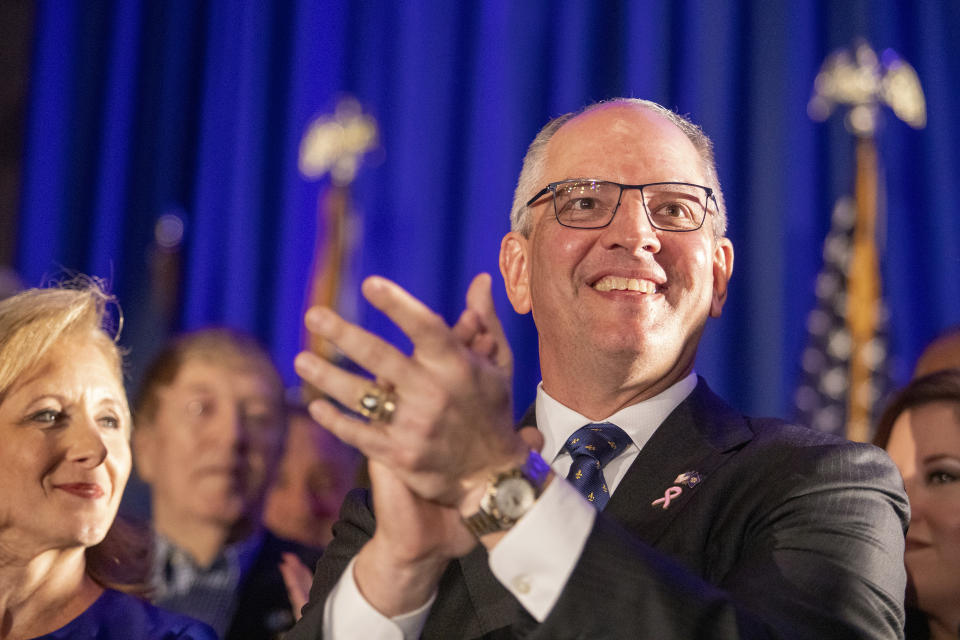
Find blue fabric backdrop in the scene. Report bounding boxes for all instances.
[18,0,960,421]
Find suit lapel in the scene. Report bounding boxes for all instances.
[604,378,753,545]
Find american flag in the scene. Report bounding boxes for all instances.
[793,196,895,441]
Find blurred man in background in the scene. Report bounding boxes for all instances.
[133,328,321,639]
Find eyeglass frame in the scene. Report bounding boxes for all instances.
[525,179,718,232]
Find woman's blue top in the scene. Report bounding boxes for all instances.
[32,588,218,639]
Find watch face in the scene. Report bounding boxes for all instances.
[494,477,536,520]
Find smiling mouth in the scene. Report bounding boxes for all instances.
[591,276,660,293]
[55,483,105,499]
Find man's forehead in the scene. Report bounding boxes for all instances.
[562,102,662,130]
[171,355,278,396]
[544,104,702,182]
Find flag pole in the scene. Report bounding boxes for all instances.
[298,97,378,371]
[846,135,880,442]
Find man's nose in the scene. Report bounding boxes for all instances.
[599,192,661,254]
[211,404,250,451]
[66,415,109,468]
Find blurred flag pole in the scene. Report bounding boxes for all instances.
[846,130,881,442]
[799,40,925,442]
[298,97,378,366]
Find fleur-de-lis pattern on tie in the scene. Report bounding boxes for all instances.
[564,422,631,510]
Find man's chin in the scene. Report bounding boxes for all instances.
[591,327,676,360]
[193,495,257,528]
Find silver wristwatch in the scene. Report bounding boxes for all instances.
[462,450,551,538]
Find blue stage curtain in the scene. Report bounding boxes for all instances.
[18,0,960,420]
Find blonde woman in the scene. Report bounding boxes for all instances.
[0,281,215,639]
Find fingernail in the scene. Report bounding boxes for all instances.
[362,275,389,295]
[294,352,319,376]
[305,307,333,332]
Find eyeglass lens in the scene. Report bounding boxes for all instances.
[553,181,708,230]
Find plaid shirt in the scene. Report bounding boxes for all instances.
[151,530,264,638]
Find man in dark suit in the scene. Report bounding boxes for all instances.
[133,328,321,639]
[288,99,908,638]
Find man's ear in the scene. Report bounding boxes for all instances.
[710,238,734,318]
[500,231,532,314]
[131,422,157,484]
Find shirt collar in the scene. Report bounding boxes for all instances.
[536,372,698,463]
[155,527,265,575]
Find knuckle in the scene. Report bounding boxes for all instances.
[394,446,423,471]
[353,340,380,365]
[445,359,472,385]
[418,383,448,416]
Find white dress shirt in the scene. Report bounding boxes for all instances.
[324,373,698,639]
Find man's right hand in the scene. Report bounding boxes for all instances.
[293,273,525,509]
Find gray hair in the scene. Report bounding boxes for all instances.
[509,98,727,239]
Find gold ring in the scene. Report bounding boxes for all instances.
[357,384,397,423]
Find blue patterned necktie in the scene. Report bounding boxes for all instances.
[564,422,632,510]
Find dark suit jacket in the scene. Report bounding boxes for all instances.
[288,379,908,639]
[224,531,322,640]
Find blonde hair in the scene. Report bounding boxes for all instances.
[0,278,151,596]
[510,98,727,239]
[0,278,124,403]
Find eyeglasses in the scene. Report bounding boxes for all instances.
[525,179,716,231]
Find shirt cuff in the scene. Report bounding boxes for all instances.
[324,556,436,640]
[488,477,595,621]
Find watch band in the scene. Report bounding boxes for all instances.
[462,449,551,538]
[462,506,505,538]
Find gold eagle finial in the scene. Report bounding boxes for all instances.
[299,96,378,185]
[808,40,925,137]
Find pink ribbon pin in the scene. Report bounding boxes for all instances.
[651,485,682,509]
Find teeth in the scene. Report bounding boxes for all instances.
[592,276,656,293]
